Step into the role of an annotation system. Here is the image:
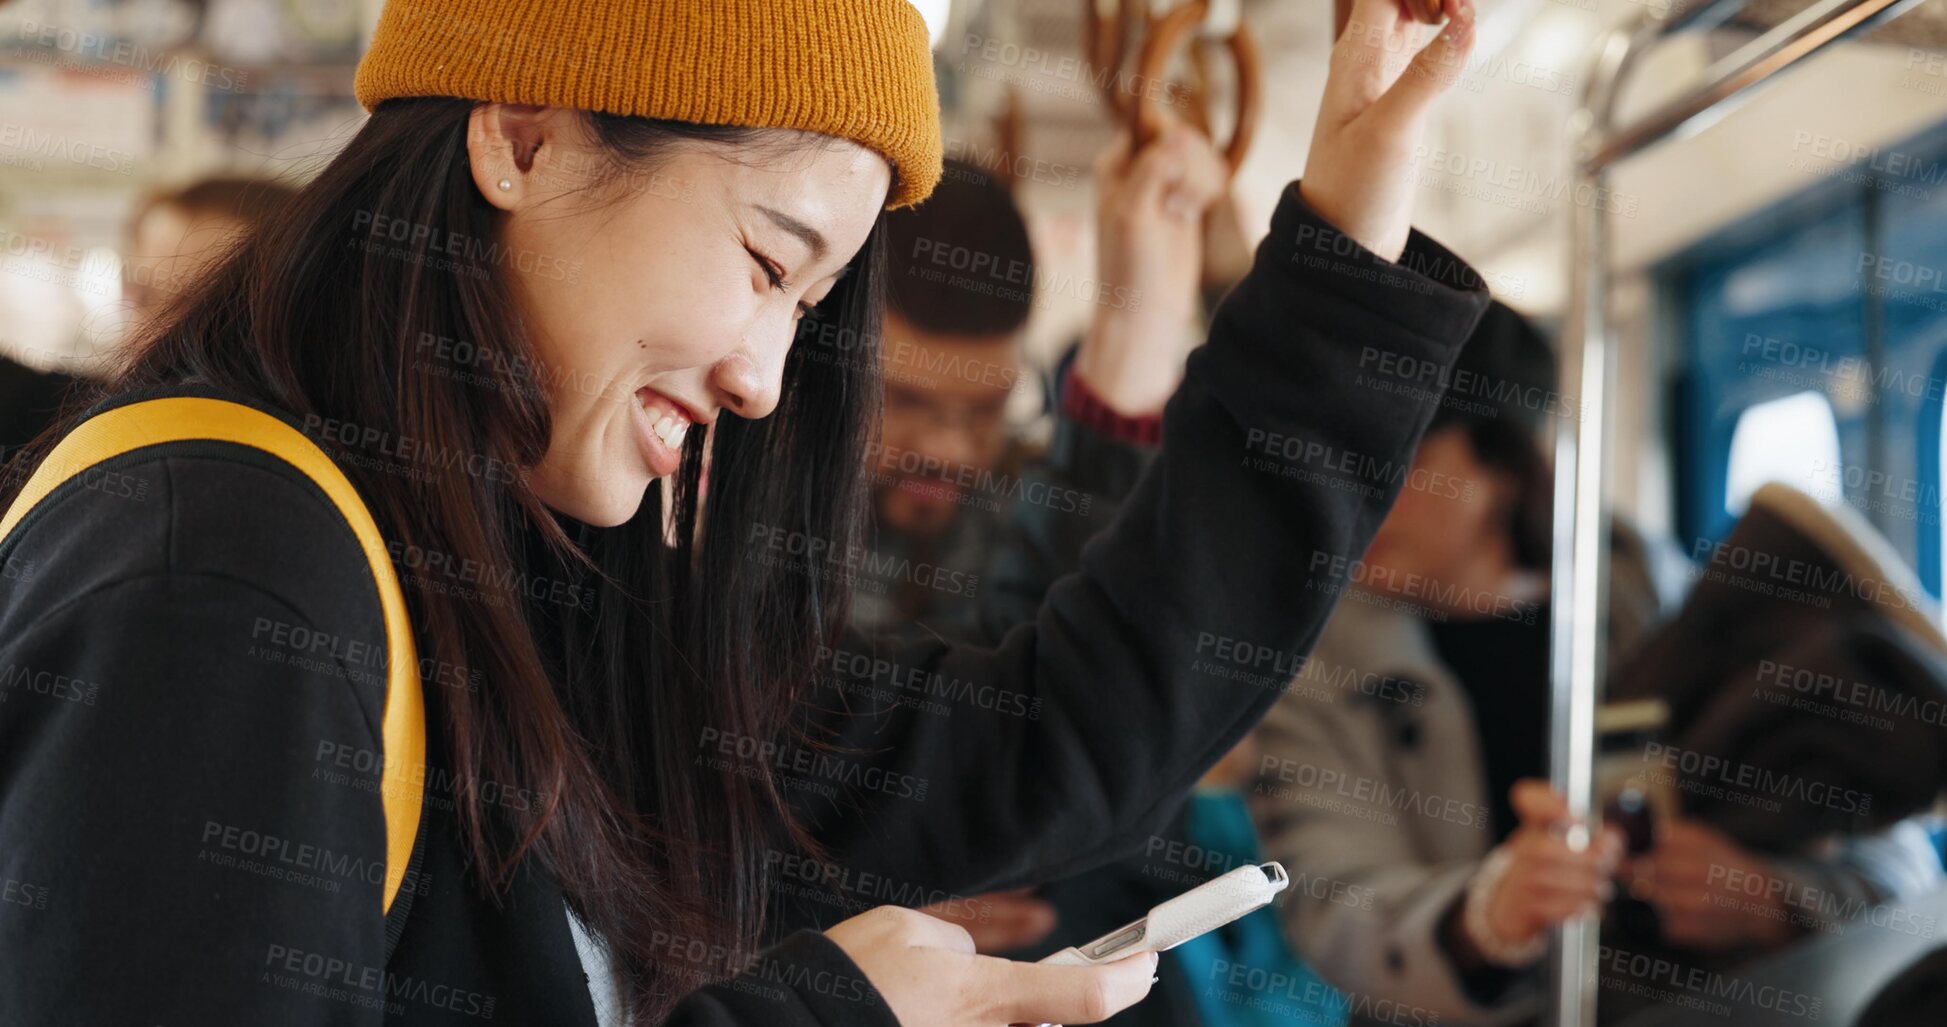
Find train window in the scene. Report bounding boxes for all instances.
[1666,119,1947,574]
[1723,391,1843,516]
[1933,368,1947,599]
[1667,193,1868,547]
[1871,123,1947,595]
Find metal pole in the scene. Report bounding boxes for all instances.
[1544,101,1614,1027]
[1544,1,1925,1025]
[1545,16,1665,1020]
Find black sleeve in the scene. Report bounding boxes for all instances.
[784,186,1489,902]
[0,453,394,1026]
[663,931,898,1027]
[972,403,1157,645]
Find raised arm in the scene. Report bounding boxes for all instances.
[792,180,1484,890]
[781,2,1486,905]
[972,125,1225,642]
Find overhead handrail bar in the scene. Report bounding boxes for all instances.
[1589,0,1931,171]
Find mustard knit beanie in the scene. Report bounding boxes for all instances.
[354,0,944,208]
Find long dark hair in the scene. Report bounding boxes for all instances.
[46,98,887,1019]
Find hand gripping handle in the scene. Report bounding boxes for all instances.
[1132,0,1262,177]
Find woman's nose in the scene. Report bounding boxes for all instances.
[710,346,784,420]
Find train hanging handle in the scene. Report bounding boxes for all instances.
[1132,1,1262,177]
[1082,0,1148,117]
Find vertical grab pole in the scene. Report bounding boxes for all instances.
[1544,139,1612,1027]
[1545,22,1638,1024]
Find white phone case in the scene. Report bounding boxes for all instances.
[1029,863,1288,1027]
[1038,861,1289,967]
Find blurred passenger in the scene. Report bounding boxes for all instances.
[1598,478,1947,1022]
[1249,303,1943,1027]
[123,176,296,322]
[3,176,293,456]
[846,159,1036,637]
[851,135,1228,644]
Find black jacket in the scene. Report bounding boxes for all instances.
[0,352,84,456]
[0,186,1487,1026]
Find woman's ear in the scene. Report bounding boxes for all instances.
[466,104,561,212]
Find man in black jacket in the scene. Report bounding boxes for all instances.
[845,159,1048,640]
[847,145,1207,645]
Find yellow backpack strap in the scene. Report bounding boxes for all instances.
[0,396,427,918]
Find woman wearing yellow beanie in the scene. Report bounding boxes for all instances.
[0,1,1481,1024]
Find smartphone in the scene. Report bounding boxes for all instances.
[1038,862,1290,967]
[1029,863,1289,1027]
[1593,697,1674,854]
[1595,699,1672,943]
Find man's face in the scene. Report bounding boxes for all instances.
[873,310,1022,539]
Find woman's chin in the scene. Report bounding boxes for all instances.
[531,468,656,529]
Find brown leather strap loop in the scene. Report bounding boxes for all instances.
[1083,0,1152,117]
[1132,2,1261,178]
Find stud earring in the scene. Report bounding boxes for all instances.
[497,178,513,191]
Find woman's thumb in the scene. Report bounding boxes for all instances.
[992,950,1159,1025]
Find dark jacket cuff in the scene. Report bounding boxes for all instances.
[1272,181,1490,349]
[1060,373,1165,448]
[1046,392,1155,501]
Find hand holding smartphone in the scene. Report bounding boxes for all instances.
[1029,862,1290,1027]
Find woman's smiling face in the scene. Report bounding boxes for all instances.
[468,105,891,526]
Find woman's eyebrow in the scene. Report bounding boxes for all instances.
[754,204,828,263]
